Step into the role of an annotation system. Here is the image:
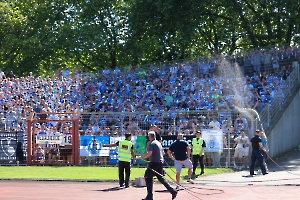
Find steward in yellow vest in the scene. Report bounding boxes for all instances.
[191,131,206,175]
[103,133,135,188]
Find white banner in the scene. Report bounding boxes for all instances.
[36,133,63,145]
[202,129,224,153]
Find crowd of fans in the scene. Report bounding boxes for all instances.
[0,45,298,137]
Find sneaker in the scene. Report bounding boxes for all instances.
[200,172,204,175]
[187,178,194,184]
[171,191,178,200]
[175,185,180,191]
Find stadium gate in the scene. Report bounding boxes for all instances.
[27,112,80,166]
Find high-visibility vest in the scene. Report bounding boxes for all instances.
[118,140,132,162]
[192,138,204,155]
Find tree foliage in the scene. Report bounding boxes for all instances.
[0,0,299,76]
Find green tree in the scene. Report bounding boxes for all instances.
[129,0,300,62]
[15,1,71,76]
[71,0,130,69]
[128,0,198,63]
[0,2,25,74]
[230,0,300,48]
[2,0,300,76]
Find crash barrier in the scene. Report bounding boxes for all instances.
[0,131,249,169]
[78,131,249,168]
[0,110,255,168]
[77,110,256,167]
[79,110,257,137]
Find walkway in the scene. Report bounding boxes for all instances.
[0,149,299,200]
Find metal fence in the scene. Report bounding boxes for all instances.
[0,97,259,167]
[78,110,257,168]
[79,110,258,136]
[1,93,299,168]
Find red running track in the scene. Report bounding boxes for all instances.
[0,181,298,200]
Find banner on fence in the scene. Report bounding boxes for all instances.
[78,132,223,159]
[36,132,63,145]
[161,135,193,150]
[0,132,24,161]
[80,136,110,157]
[202,129,224,153]
[62,133,72,145]
[161,131,223,153]
[36,131,72,146]
[134,136,147,165]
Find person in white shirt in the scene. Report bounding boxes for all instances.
[233,131,249,170]
[241,131,250,169]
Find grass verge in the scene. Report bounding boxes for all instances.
[0,166,233,182]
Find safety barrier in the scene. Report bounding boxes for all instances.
[78,110,255,168]
[0,110,256,169]
[77,131,249,168]
[259,64,300,128]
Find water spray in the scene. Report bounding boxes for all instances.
[234,107,300,176]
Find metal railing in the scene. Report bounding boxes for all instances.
[78,110,257,167]
[2,97,299,167]
[259,64,300,128]
[79,110,257,136]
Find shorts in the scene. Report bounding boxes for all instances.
[174,158,193,172]
[243,147,249,157]
[234,148,244,158]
